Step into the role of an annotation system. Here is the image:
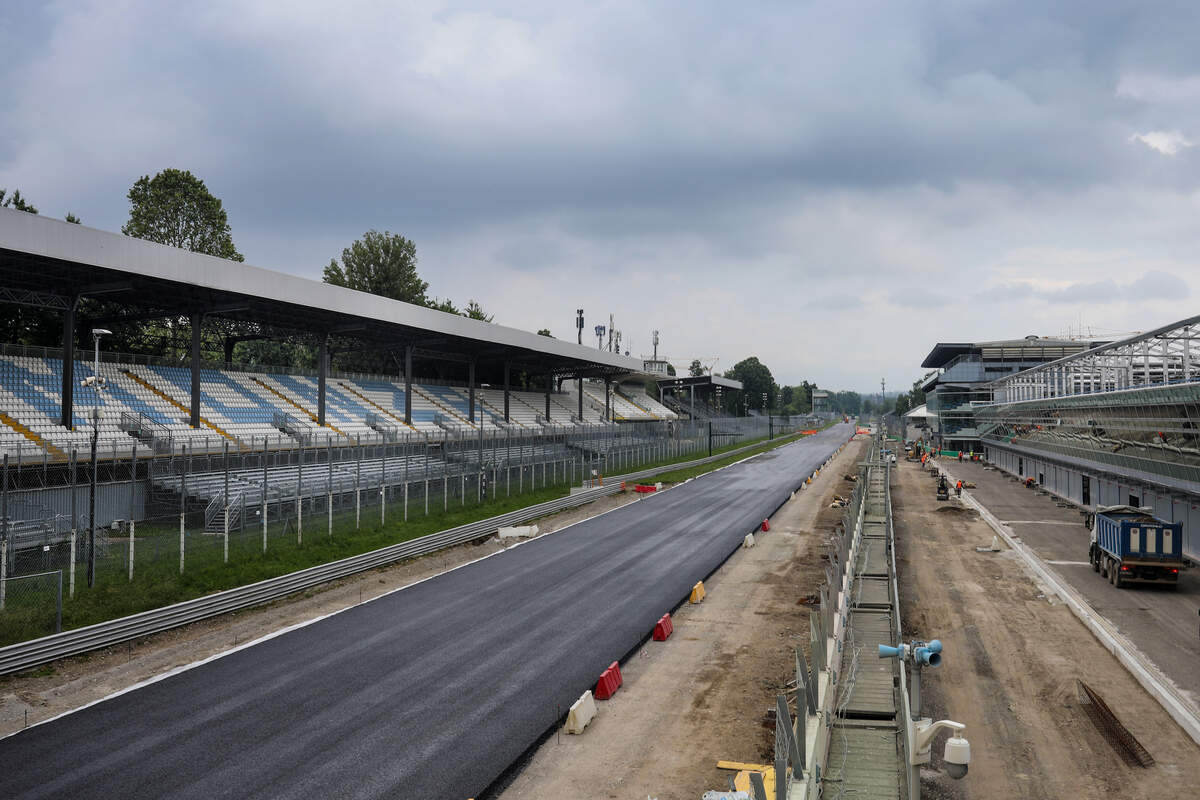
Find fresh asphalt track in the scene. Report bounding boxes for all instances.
[0,424,852,799]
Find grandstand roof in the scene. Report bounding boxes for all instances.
[920,336,1095,368]
[0,208,644,379]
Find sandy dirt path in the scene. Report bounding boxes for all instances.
[894,458,1200,799]
[496,437,866,800]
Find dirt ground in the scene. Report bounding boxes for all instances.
[496,437,865,800]
[894,458,1200,799]
[0,489,644,737]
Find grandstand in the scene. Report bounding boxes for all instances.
[0,208,679,465]
[0,349,677,461]
[973,315,1200,561]
[0,209,751,549]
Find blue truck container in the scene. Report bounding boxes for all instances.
[1089,506,1183,589]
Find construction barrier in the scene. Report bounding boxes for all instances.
[497,525,538,539]
[564,690,598,734]
[689,581,706,604]
[633,484,657,493]
[594,661,623,700]
[761,518,770,532]
[653,613,674,641]
[743,533,756,549]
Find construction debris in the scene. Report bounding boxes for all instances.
[1076,679,1155,767]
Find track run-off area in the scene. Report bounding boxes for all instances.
[0,424,854,800]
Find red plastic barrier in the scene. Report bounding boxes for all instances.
[633,484,657,493]
[594,661,624,700]
[653,613,673,641]
[761,518,770,532]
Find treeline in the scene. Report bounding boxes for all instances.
[683,355,873,416]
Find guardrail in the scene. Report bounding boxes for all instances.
[0,429,826,675]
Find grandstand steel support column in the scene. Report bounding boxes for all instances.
[605,377,611,421]
[61,296,78,428]
[468,361,476,423]
[190,311,201,428]
[404,346,413,426]
[578,378,583,421]
[317,335,328,427]
[503,362,511,422]
[545,373,552,419]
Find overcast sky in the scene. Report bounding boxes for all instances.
[3,1,1198,393]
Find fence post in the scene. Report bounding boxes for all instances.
[1,453,7,611]
[381,441,388,527]
[262,438,269,553]
[223,440,230,563]
[55,569,63,633]
[128,444,137,581]
[327,440,333,539]
[355,435,361,530]
[180,445,187,574]
[70,448,77,598]
[296,442,303,545]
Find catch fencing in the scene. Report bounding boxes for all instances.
[0,416,814,647]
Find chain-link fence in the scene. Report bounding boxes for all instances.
[0,415,818,646]
[0,570,63,644]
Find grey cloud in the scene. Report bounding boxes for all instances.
[1127,270,1190,299]
[978,271,1190,305]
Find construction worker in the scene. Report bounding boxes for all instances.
[955,479,963,497]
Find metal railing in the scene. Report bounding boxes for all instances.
[0,428,830,675]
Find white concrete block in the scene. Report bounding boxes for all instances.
[743,533,756,548]
[564,690,598,734]
[498,525,539,539]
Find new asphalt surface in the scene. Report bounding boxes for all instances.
[0,424,852,799]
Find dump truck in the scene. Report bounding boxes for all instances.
[1089,506,1184,589]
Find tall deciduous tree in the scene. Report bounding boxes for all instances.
[122,169,243,261]
[688,358,705,377]
[324,230,427,304]
[726,356,776,411]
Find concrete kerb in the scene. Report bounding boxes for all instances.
[940,463,1200,748]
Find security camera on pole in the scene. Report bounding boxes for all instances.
[879,637,971,794]
[82,329,111,588]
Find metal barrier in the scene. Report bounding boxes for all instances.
[0,430,813,675]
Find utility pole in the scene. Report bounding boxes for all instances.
[652,330,659,361]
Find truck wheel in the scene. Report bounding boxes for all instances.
[1091,550,1100,572]
[1100,557,1108,579]
[1113,569,1123,589]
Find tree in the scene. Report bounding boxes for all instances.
[65,212,81,224]
[537,329,553,337]
[426,297,458,314]
[726,356,776,412]
[324,230,426,303]
[0,188,37,214]
[122,169,243,260]
[463,300,493,322]
[688,359,705,377]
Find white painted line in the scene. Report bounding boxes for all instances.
[940,464,1200,747]
[1045,560,1091,566]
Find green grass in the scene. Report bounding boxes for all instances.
[0,424,839,646]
